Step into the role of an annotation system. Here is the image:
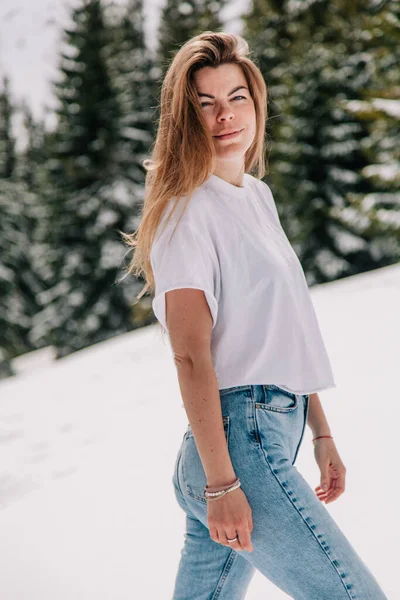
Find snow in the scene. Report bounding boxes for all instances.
[371,99,400,120]
[345,98,400,120]
[0,262,398,598]
[363,163,400,183]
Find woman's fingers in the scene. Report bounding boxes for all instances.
[209,524,219,544]
[324,479,339,503]
[325,474,345,504]
[218,526,244,551]
[236,522,254,552]
[207,489,255,552]
[315,484,329,497]
[315,470,346,504]
[217,522,254,552]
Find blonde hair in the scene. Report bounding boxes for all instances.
[119,31,269,327]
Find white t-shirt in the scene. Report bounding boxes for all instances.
[150,172,336,395]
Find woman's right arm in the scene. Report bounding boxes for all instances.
[166,287,236,487]
[165,287,254,552]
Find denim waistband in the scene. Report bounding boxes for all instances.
[219,384,308,399]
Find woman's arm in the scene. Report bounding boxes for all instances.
[307,392,347,504]
[306,392,332,437]
[166,288,237,488]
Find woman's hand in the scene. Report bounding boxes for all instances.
[313,438,346,504]
[207,487,254,552]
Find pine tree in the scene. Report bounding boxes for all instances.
[156,0,227,75]
[16,103,47,191]
[0,77,15,179]
[0,78,40,378]
[242,0,301,173]
[32,0,144,358]
[106,0,159,183]
[339,0,400,264]
[0,76,20,378]
[243,0,400,284]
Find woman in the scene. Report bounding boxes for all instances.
[122,32,388,600]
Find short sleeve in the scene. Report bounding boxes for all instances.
[150,217,220,333]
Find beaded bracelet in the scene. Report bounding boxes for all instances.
[204,478,241,501]
[205,477,240,493]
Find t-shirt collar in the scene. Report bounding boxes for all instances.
[205,173,248,199]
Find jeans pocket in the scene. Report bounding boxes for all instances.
[256,385,299,413]
[254,388,303,465]
[181,416,230,504]
[292,395,310,464]
[172,445,188,512]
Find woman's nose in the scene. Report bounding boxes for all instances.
[217,106,235,122]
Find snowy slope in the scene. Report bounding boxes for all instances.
[0,263,398,598]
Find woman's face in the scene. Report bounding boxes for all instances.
[193,63,257,167]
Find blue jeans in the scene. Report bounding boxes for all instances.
[171,384,388,599]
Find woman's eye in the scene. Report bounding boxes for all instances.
[200,95,246,108]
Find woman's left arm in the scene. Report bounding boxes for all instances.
[307,392,347,504]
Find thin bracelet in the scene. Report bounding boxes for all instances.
[312,435,334,442]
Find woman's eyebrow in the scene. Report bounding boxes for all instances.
[197,85,248,99]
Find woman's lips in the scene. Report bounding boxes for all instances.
[214,128,243,140]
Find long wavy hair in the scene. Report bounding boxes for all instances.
[119,31,269,327]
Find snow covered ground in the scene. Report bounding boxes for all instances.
[0,262,398,598]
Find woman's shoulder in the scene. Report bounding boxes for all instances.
[162,185,210,227]
[246,174,280,222]
[153,185,211,249]
[245,173,272,196]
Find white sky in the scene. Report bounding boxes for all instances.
[0,262,398,598]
